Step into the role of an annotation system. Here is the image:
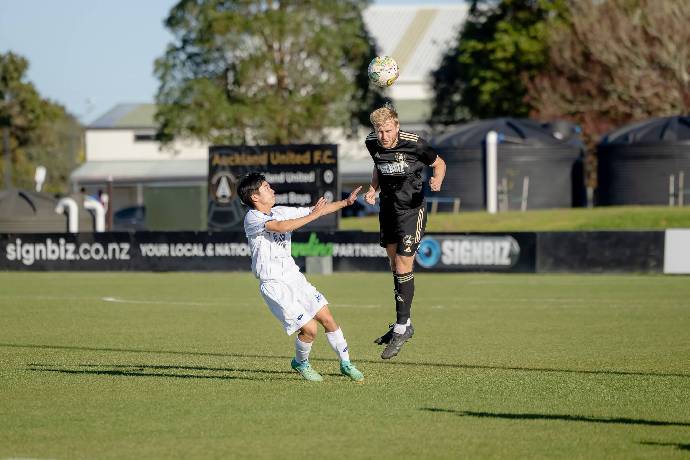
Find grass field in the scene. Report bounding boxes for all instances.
[1,272,689,459]
[340,206,690,232]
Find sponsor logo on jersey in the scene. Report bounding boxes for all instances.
[378,162,406,175]
[271,232,288,248]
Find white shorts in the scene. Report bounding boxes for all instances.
[259,272,328,335]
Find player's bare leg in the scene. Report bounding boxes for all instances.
[314,305,364,382]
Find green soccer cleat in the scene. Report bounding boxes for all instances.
[340,360,364,382]
[291,358,323,382]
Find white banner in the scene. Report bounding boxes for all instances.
[664,229,690,274]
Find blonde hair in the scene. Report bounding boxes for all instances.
[370,105,399,129]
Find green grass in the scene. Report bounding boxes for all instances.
[340,206,690,232]
[1,272,689,459]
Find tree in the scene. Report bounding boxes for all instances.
[429,0,568,125]
[0,51,82,193]
[526,0,690,147]
[155,0,384,145]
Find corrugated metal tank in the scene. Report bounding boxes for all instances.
[431,118,584,210]
[597,115,690,206]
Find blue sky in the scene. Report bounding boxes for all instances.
[0,0,463,124]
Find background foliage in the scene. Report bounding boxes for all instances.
[155,0,385,145]
[429,0,567,125]
[526,0,690,147]
[0,52,82,194]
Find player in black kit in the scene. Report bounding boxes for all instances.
[364,105,446,359]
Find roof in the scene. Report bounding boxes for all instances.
[89,100,432,129]
[432,118,583,149]
[70,160,207,184]
[363,4,467,82]
[599,115,690,146]
[89,104,158,129]
[70,158,372,185]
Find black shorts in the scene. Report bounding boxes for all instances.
[379,204,427,256]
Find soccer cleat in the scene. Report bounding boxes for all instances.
[381,325,414,360]
[291,358,323,382]
[374,324,395,345]
[340,361,364,382]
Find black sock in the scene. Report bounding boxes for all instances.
[393,273,404,324]
[394,272,414,324]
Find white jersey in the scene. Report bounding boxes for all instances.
[244,206,311,281]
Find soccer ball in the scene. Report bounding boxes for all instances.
[368,56,399,87]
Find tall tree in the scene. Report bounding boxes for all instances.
[155,0,384,145]
[429,0,567,125]
[527,0,690,147]
[0,52,81,193]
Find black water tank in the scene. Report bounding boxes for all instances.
[597,115,690,205]
[431,118,584,210]
[0,188,94,232]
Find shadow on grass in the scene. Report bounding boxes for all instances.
[27,365,300,382]
[28,362,341,378]
[3,342,689,379]
[422,408,690,427]
[640,441,690,451]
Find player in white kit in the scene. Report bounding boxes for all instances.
[238,172,364,382]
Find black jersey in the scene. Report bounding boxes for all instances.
[365,130,438,214]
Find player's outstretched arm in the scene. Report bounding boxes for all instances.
[320,186,362,215]
[429,156,446,192]
[264,187,362,234]
[365,167,379,205]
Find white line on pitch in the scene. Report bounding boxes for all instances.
[101,297,222,306]
[337,304,381,309]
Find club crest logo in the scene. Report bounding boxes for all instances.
[395,152,406,163]
[402,234,414,253]
[210,171,237,204]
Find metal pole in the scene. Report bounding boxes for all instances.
[586,186,594,208]
[3,126,10,189]
[106,176,114,230]
[501,177,508,211]
[669,174,675,206]
[678,171,684,207]
[521,176,529,212]
[486,131,498,214]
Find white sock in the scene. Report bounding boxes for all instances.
[295,337,312,363]
[393,323,407,334]
[325,328,350,362]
